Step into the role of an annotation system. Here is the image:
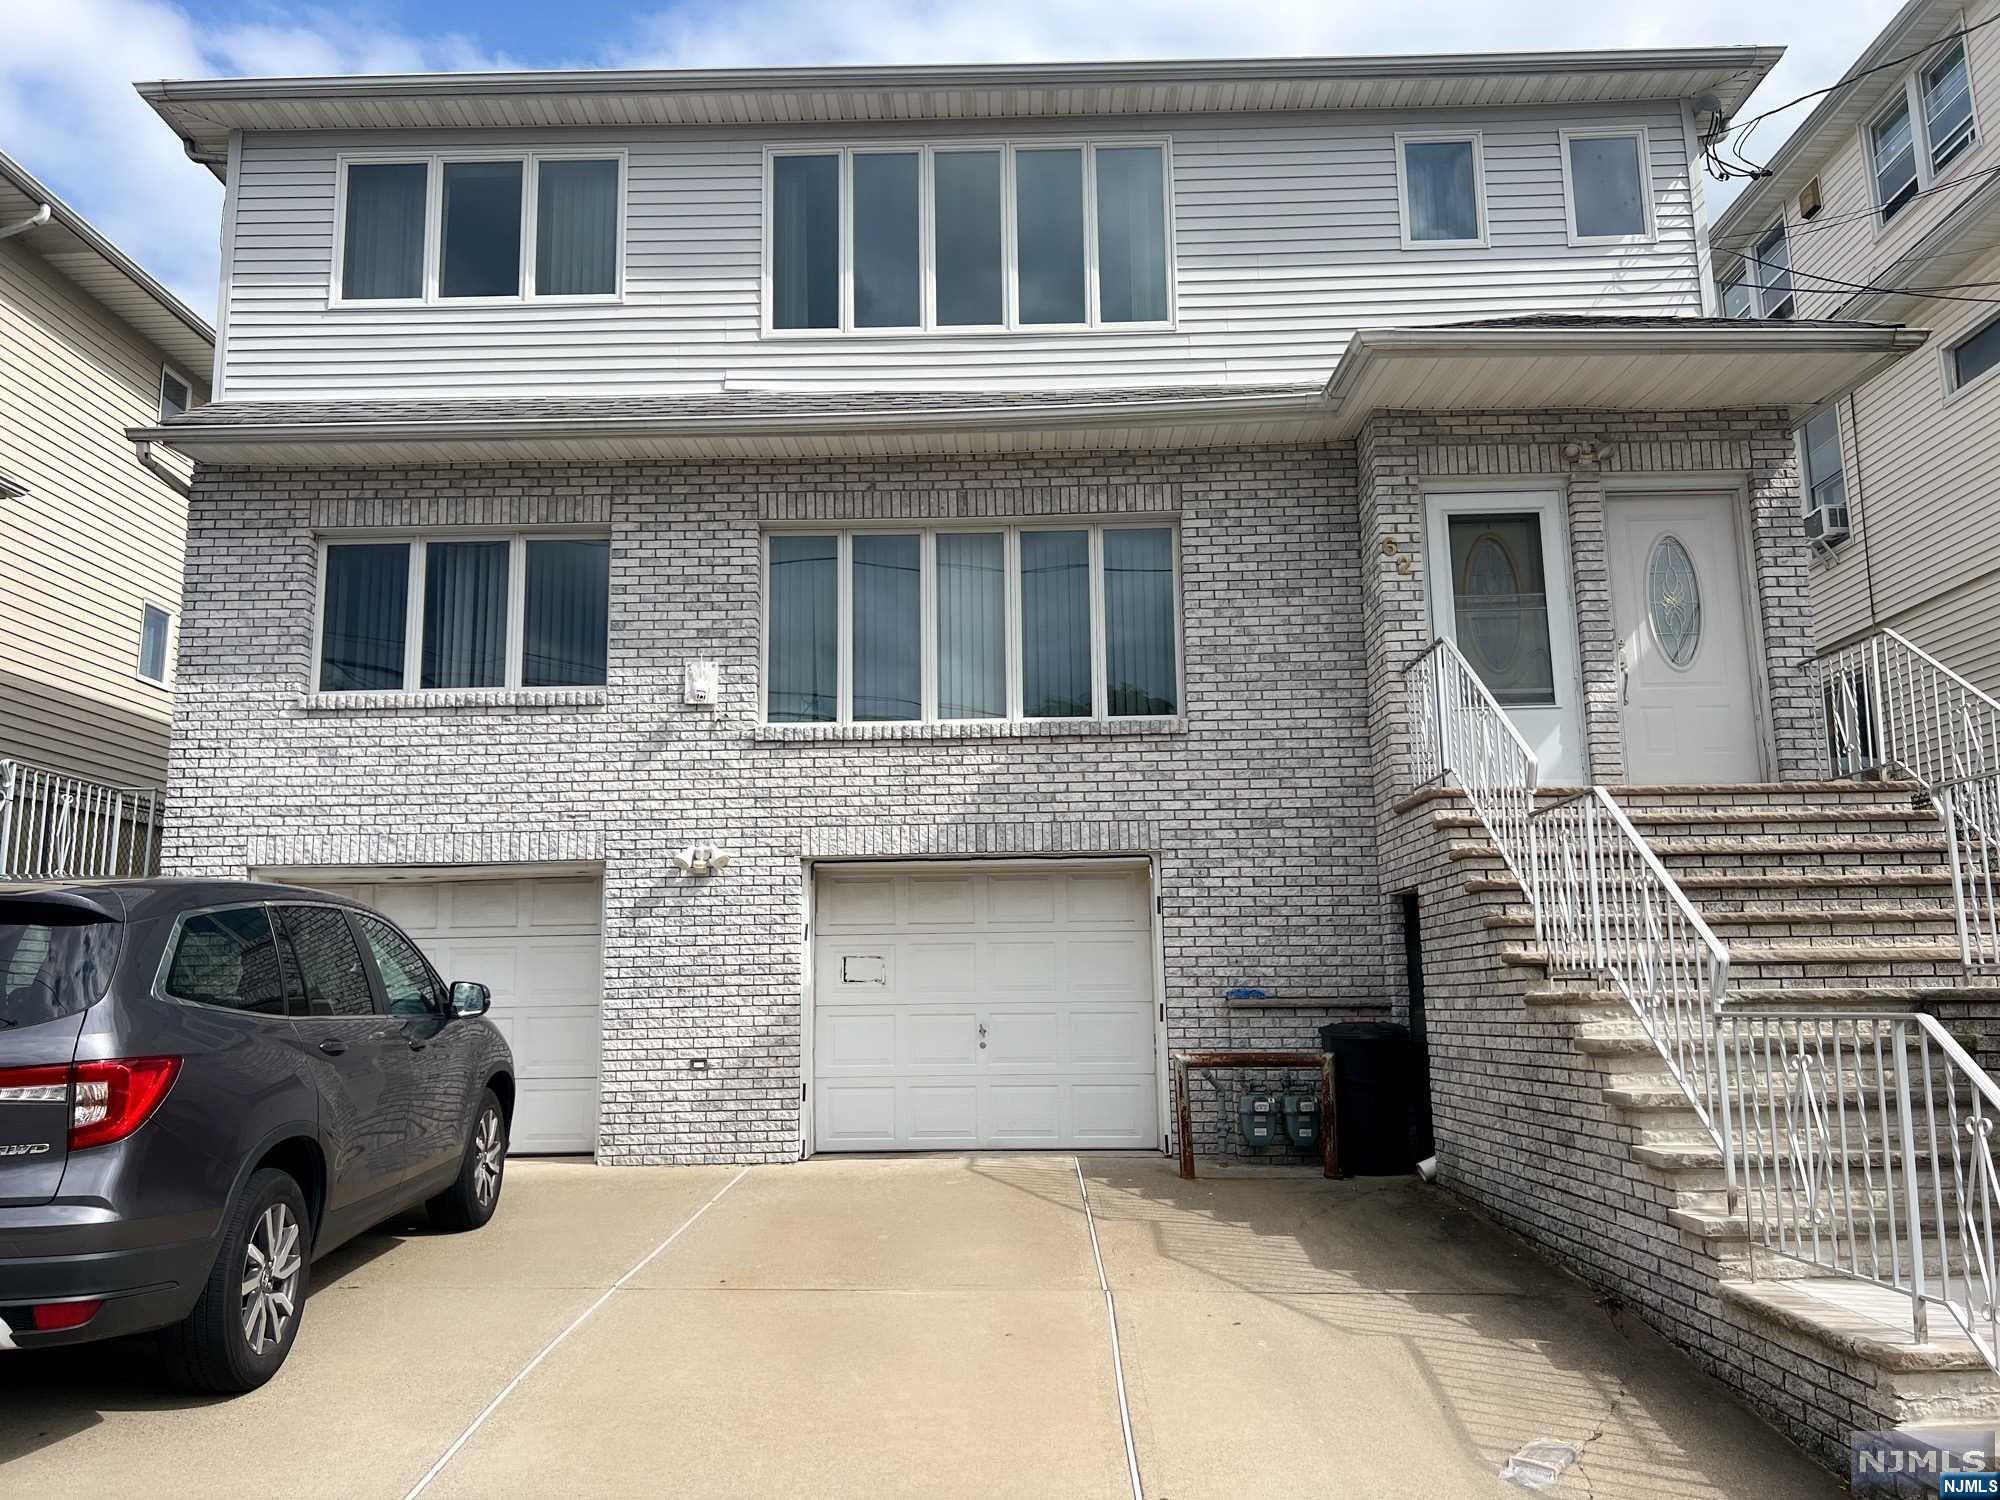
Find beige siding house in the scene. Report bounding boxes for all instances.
[0,150,214,789]
[1712,0,2000,690]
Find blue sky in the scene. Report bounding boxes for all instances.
[7,0,1906,320]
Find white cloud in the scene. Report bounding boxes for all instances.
[2,0,1909,319]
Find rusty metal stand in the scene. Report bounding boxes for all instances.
[1171,1049,1338,1180]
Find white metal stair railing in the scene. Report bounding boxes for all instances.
[1727,1011,2000,1365]
[1819,627,2000,965]
[1410,635,2000,1369]
[1403,639,1737,1179]
[0,759,163,880]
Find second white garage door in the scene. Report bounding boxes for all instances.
[295,875,603,1155]
[811,863,1159,1152]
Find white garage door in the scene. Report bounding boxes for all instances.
[296,876,603,1155]
[811,863,1159,1152]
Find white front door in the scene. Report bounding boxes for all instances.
[1606,492,1764,784]
[1426,492,1584,783]
[810,863,1159,1152]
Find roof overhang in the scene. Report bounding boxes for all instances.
[1713,0,1958,252]
[138,47,1782,172]
[0,150,214,375]
[131,323,1925,467]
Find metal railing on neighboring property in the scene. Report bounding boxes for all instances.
[1729,1011,2000,1365]
[0,760,162,880]
[1820,628,2000,965]
[1409,634,2000,1368]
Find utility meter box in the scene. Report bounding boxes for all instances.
[1282,1093,1321,1148]
[1239,1093,1282,1146]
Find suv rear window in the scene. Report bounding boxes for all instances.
[1,913,120,1030]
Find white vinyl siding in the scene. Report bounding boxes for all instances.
[0,237,205,786]
[218,101,1704,398]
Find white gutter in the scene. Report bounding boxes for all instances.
[134,441,192,496]
[0,203,50,242]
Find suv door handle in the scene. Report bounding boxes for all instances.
[317,1038,348,1057]
[408,1039,427,1052]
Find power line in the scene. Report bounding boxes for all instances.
[1732,247,2000,307]
[1710,163,2000,251]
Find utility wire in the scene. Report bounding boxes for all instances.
[1710,163,2000,251]
[1733,247,2000,307]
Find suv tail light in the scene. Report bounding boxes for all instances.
[0,1058,181,1150]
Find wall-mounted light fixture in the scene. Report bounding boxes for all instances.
[673,844,733,877]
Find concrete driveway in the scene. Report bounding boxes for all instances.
[1,1155,1839,1498]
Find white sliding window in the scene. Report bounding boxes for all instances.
[316,535,609,694]
[764,525,1179,725]
[765,141,1173,333]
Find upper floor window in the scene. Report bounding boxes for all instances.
[1752,223,1794,319]
[316,534,610,694]
[337,152,623,305]
[158,367,190,421]
[767,142,1172,334]
[1719,270,1754,319]
[1800,407,1847,516]
[1948,312,2000,394]
[138,602,172,688]
[1396,133,1486,249]
[1873,40,1980,223]
[1560,128,1652,244]
[764,524,1178,724]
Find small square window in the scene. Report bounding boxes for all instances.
[158,368,190,421]
[138,603,172,687]
[1950,315,2000,392]
[1564,131,1650,242]
[1399,136,1484,247]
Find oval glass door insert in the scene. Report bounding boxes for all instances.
[1647,535,1701,667]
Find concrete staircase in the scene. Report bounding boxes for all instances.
[1424,777,2000,1430]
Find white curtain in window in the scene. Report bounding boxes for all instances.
[852,534,921,720]
[1403,140,1478,242]
[1095,147,1167,322]
[768,535,838,721]
[1104,529,1176,716]
[421,541,509,689]
[937,532,1005,719]
[342,163,427,300]
[773,156,840,329]
[536,159,619,296]
[321,543,410,690]
[1021,531,1092,717]
[524,540,610,687]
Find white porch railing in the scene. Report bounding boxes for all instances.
[0,760,162,880]
[1409,634,2000,1368]
[1728,1011,2000,1362]
[1819,628,2000,965]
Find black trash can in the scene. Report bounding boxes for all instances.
[1319,1021,1423,1176]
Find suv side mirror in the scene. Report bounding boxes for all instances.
[449,981,491,1017]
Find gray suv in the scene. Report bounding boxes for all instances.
[0,880,515,1392]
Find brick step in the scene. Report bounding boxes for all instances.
[1448,835,1951,873]
[1431,805,1939,837]
[1522,983,1982,1013]
[1633,1138,1942,1174]
[1487,906,1964,941]
[1603,1075,1976,1113]
[1719,1279,2000,1391]
[1574,1017,1924,1058]
[1503,940,1974,975]
[1670,1199,1975,1242]
[1467,870,1959,897]
[1397,781,1926,816]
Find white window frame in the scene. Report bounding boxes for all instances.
[328,149,628,309]
[136,601,174,690]
[1943,310,2000,401]
[1865,38,1982,227]
[1797,406,1848,517]
[1394,131,1488,251]
[1751,221,1795,318]
[1557,126,1656,248]
[760,521,1182,725]
[1719,268,1754,319]
[760,139,1177,337]
[311,532,610,695]
[157,366,191,421]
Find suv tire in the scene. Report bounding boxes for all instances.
[160,1167,311,1394]
[428,1088,506,1232]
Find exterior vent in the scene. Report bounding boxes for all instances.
[1799,177,1823,220]
[1805,501,1850,550]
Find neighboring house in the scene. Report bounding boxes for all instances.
[135,51,2000,1466]
[1711,0,2000,689]
[0,150,213,804]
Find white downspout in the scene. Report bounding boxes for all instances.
[0,203,51,242]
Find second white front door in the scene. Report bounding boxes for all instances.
[1606,492,1764,784]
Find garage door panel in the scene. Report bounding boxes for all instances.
[448,881,523,930]
[528,879,601,929]
[811,865,1158,1153]
[366,883,439,932]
